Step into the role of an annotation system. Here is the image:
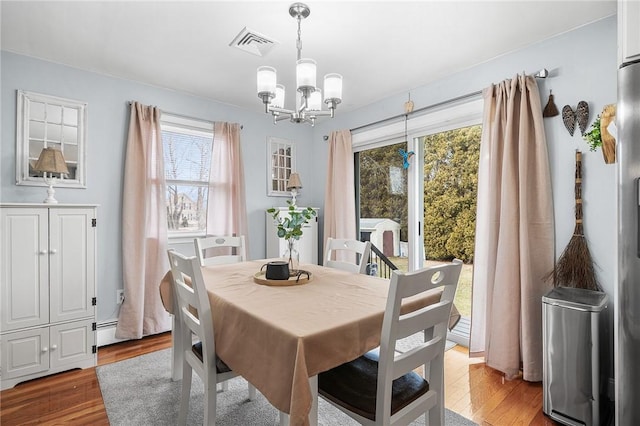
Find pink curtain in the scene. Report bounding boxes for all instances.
[323,130,357,256]
[116,102,171,339]
[470,75,554,382]
[205,122,248,250]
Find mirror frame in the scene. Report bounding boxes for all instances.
[266,136,296,197]
[16,90,87,188]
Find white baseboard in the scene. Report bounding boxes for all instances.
[96,320,128,347]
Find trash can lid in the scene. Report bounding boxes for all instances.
[542,286,608,312]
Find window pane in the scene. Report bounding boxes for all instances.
[358,142,408,272]
[63,107,78,125]
[47,123,61,142]
[31,102,45,121]
[166,184,208,233]
[29,121,45,140]
[162,130,212,182]
[46,104,62,123]
[422,124,481,318]
[63,125,78,143]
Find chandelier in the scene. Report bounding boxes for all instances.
[257,2,342,126]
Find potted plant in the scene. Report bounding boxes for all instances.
[583,108,616,164]
[267,200,317,271]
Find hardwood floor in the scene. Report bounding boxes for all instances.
[1,332,557,425]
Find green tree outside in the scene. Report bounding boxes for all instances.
[423,125,481,262]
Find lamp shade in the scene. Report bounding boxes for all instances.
[273,84,286,108]
[296,58,316,89]
[33,148,69,175]
[286,172,303,190]
[308,89,322,111]
[323,73,343,101]
[257,66,277,95]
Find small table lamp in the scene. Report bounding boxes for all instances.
[32,147,69,204]
[286,172,303,205]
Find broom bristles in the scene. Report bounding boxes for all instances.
[543,234,601,291]
[543,92,559,117]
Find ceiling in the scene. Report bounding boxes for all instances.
[1,1,616,114]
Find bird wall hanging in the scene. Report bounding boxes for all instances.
[399,148,414,169]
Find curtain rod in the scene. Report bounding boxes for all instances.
[323,67,549,140]
[127,101,243,129]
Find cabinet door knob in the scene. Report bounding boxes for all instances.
[39,250,48,255]
[42,347,48,353]
[49,249,58,254]
[51,344,58,351]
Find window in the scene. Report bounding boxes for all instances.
[16,90,87,188]
[161,114,214,236]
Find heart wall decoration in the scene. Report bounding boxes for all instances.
[562,101,590,136]
[562,105,576,136]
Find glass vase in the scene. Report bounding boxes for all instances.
[283,238,299,273]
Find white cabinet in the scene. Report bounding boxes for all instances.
[266,208,319,265]
[619,0,640,64]
[0,204,97,390]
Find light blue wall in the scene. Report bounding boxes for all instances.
[312,16,617,382]
[0,51,314,322]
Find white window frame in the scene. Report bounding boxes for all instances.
[353,97,483,270]
[161,113,214,240]
[16,90,88,188]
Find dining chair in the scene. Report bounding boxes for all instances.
[323,237,372,274]
[318,259,463,426]
[167,249,256,426]
[194,235,247,266]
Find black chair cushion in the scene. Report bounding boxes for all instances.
[318,350,429,421]
[192,342,232,374]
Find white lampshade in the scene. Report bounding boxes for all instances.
[273,84,286,108]
[324,73,343,101]
[257,66,277,95]
[308,89,322,110]
[296,58,316,89]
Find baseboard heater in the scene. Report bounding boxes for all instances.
[96,320,128,347]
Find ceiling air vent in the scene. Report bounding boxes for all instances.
[229,27,278,57]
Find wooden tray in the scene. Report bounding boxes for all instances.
[253,270,312,286]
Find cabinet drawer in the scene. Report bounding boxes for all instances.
[1,327,50,380]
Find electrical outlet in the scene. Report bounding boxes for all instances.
[117,289,125,305]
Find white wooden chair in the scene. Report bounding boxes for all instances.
[194,235,246,266]
[323,237,372,274]
[318,259,463,426]
[167,250,256,426]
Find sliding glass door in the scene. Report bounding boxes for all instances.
[354,97,482,341]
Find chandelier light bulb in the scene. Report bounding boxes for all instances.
[257,66,277,97]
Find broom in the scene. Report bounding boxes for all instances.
[545,150,601,290]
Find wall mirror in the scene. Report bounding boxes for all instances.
[267,137,296,197]
[16,90,87,188]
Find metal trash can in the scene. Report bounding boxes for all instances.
[542,287,608,426]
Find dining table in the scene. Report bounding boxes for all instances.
[159,259,443,426]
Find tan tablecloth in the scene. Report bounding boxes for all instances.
[161,260,441,426]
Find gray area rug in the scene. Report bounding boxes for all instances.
[97,348,476,425]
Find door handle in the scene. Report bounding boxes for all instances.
[49,249,58,254]
[39,250,48,255]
